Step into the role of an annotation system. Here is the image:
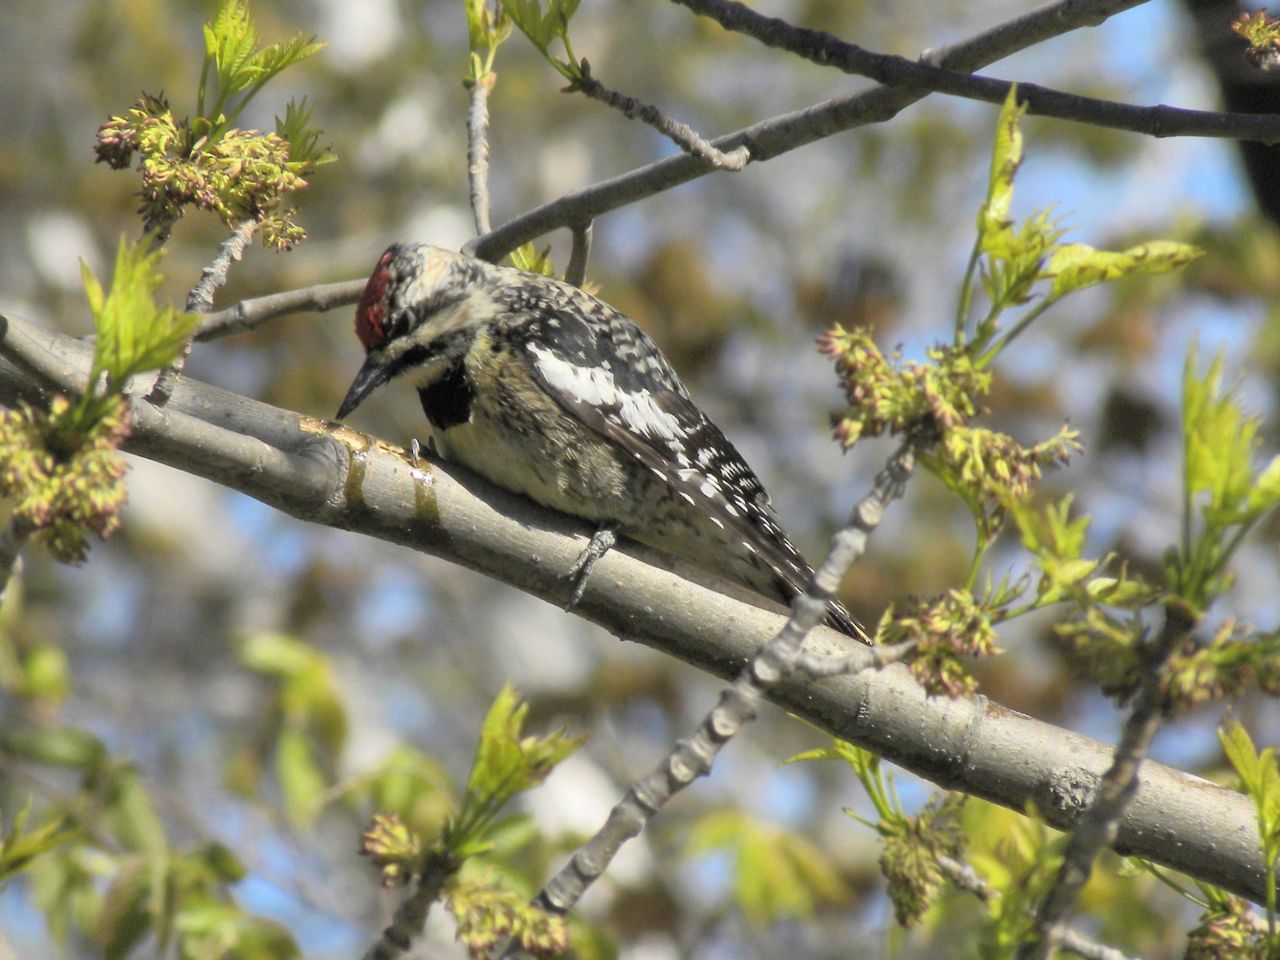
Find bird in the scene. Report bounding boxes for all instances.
[336,242,868,643]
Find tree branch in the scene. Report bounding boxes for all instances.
[672,0,1280,142]
[194,279,366,342]
[150,220,258,404]
[467,74,496,236]
[1018,602,1199,960]
[0,516,34,603]
[0,312,1266,906]
[362,850,457,960]
[572,60,749,170]
[564,221,593,288]
[466,0,1158,263]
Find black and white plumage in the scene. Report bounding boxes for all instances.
[337,243,867,642]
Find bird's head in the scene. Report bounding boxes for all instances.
[337,242,492,419]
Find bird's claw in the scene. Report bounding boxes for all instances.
[565,525,617,611]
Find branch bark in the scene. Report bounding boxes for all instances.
[0,311,1266,906]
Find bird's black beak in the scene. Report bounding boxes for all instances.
[336,352,391,420]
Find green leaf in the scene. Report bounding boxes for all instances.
[246,34,326,90]
[99,766,168,855]
[97,856,158,960]
[83,237,200,392]
[276,727,329,827]
[1248,455,1280,514]
[239,630,316,678]
[686,811,848,924]
[0,800,78,883]
[204,0,260,97]
[29,846,106,945]
[508,242,556,276]
[1047,240,1202,301]
[202,0,324,122]
[498,0,580,78]
[466,0,513,61]
[175,900,301,960]
[275,98,335,170]
[350,746,455,832]
[1181,345,1275,531]
[444,684,583,856]
[21,642,70,703]
[977,85,1026,249]
[240,632,346,817]
[1,726,106,769]
[1221,721,1280,826]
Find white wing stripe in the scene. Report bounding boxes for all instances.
[530,344,684,442]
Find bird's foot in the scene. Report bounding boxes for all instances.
[565,525,618,611]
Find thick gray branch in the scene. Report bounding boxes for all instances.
[0,312,1266,906]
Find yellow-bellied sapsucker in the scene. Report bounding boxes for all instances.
[337,243,867,642]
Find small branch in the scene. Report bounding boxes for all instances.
[0,516,35,603]
[793,637,916,676]
[194,279,367,342]
[936,856,1141,960]
[468,0,1156,263]
[572,60,749,170]
[671,0,1280,143]
[521,441,918,936]
[1017,603,1199,960]
[467,74,497,236]
[362,850,458,960]
[149,220,258,406]
[186,220,259,314]
[564,222,593,288]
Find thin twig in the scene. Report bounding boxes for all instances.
[573,60,749,170]
[0,516,34,603]
[564,222,593,288]
[512,440,918,947]
[194,279,366,342]
[936,856,1142,960]
[467,74,497,236]
[672,0,1280,143]
[1016,603,1199,960]
[464,0,1188,263]
[149,220,258,405]
[361,850,458,960]
[186,220,258,314]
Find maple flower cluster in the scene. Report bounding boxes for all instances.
[0,396,130,562]
[95,93,307,249]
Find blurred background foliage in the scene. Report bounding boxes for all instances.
[0,0,1278,957]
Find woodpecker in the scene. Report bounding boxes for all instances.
[337,243,868,643]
